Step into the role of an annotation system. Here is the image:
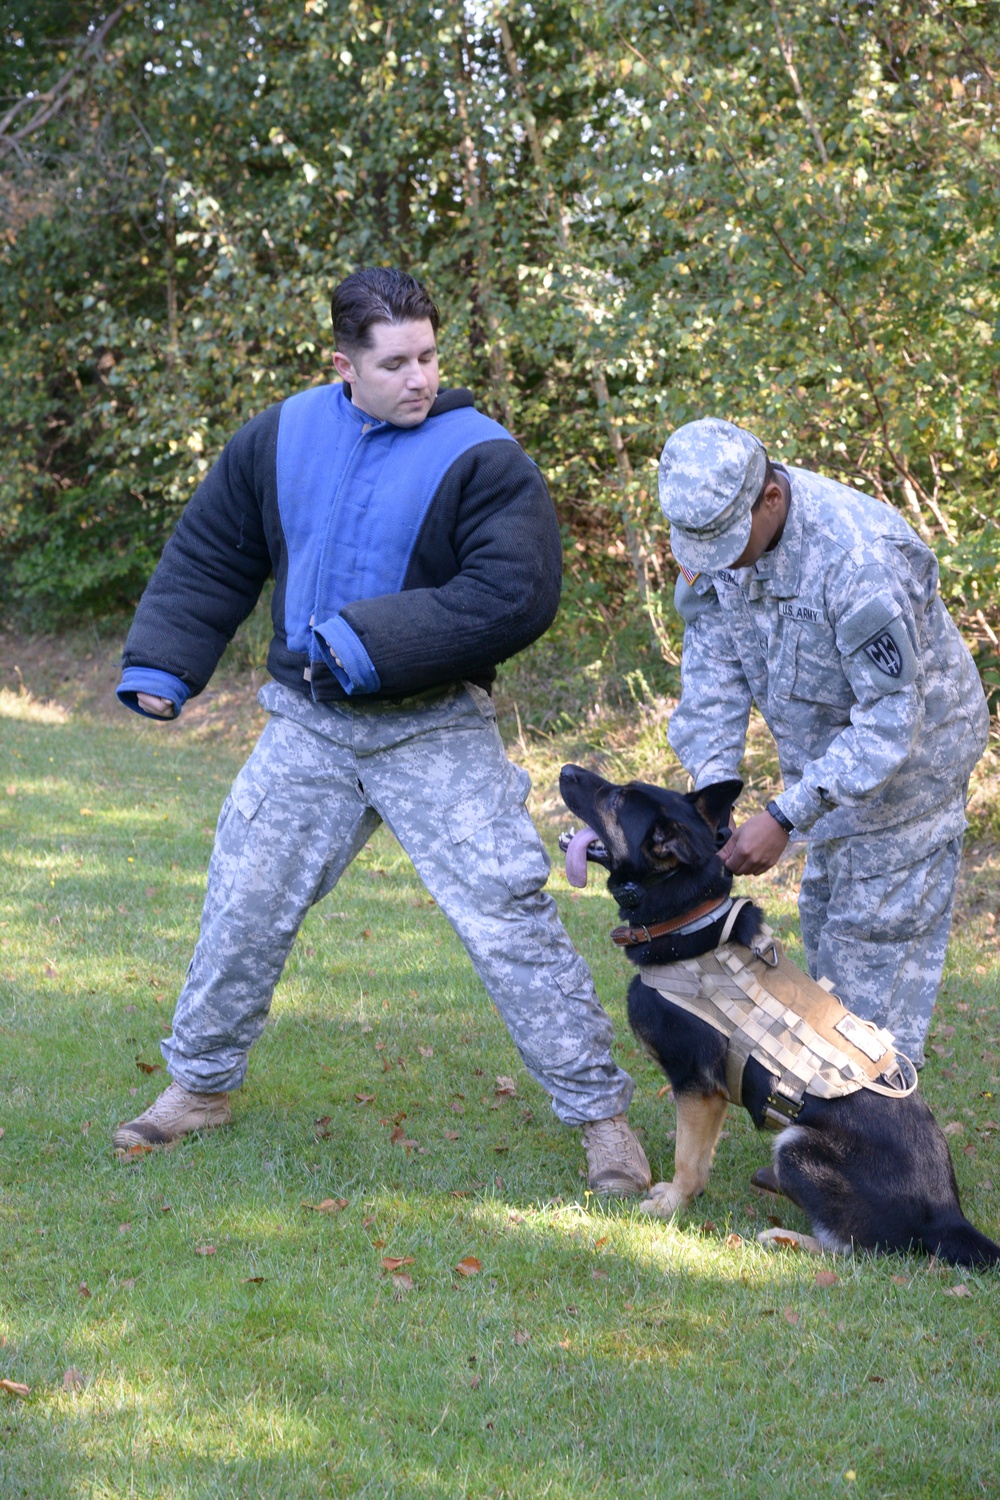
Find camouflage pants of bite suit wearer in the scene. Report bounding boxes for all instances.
[797,800,968,1067]
[160,680,634,1125]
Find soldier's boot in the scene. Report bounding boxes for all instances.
[582,1114,651,1196]
[113,1081,232,1152]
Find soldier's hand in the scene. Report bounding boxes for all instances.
[137,692,175,719]
[719,812,788,875]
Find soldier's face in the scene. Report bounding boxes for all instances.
[727,478,789,568]
[333,319,440,427]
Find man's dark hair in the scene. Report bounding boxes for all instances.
[331,267,440,356]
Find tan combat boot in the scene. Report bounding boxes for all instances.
[113,1080,232,1151]
[581,1113,651,1195]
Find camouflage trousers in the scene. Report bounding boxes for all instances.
[797,801,967,1065]
[161,680,634,1125]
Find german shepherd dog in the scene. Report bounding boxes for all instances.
[560,764,1000,1268]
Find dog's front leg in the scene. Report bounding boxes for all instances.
[640,1091,729,1218]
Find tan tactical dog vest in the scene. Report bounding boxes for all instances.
[640,904,918,1128]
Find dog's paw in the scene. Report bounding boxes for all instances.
[638,1181,689,1217]
[756,1227,826,1256]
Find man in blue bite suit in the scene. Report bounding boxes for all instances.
[112,267,650,1196]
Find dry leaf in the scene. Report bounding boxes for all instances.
[381,1256,415,1272]
[418,1046,434,1058]
[62,1367,86,1393]
[303,1198,348,1213]
[392,1272,415,1293]
[241,1276,266,1284]
[591,1269,609,1281]
[656,1083,672,1098]
[593,1236,608,1249]
[513,1330,531,1345]
[943,1122,964,1135]
[455,1256,482,1277]
[194,1244,216,1256]
[814,1270,840,1287]
[944,1283,972,1298]
[135,1060,162,1074]
[891,1275,910,1286]
[725,1233,743,1248]
[0,1379,30,1398]
[389,1125,407,1144]
[444,1129,460,1141]
[355,1093,375,1105]
[470,1373,481,1389]
[494,1076,517,1097]
[78,1282,91,1299]
[362,1215,377,1228]
[450,1101,466,1114]
[782,1307,800,1325]
[314,1116,333,1139]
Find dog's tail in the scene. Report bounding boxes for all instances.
[923,1216,1000,1269]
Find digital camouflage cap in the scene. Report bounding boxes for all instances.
[659,418,768,574]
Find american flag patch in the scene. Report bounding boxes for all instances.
[678,564,701,586]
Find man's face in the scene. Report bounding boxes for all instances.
[725,477,789,569]
[332,318,439,427]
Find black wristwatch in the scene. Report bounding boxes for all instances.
[765,800,795,834]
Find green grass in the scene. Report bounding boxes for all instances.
[1,683,999,1499]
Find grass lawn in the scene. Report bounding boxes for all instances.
[1,661,999,1499]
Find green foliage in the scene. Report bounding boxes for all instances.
[0,2,997,643]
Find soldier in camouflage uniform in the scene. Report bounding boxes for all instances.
[111,268,650,1195]
[659,417,989,1066]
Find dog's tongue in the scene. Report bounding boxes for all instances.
[565,827,600,888]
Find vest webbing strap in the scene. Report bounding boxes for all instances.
[641,928,917,1126]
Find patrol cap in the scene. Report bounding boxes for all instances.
[659,417,767,573]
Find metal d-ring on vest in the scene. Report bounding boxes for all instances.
[638,899,919,1129]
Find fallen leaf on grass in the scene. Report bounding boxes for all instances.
[194,1245,216,1256]
[943,1122,964,1135]
[418,1045,434,1058]
[1,1379,30,1398]
[78,1283,91,1299]
[135,1060,162,1075]
[470,1373,481,1389]
[944,1284,972,1298]
[494,1076,517,1098]
[62,1367,86,1393]
[891,1275,910,1286]
[591,1269,608,1281]
[513,1330,531,1346]
[725,1233,744,1248]
[241,1277,267,1284]
[449,1101,466,1115]
[392,1273,415,1293]
[444,1129,460,1141]
[814,1270,840,1287]
[656,1084,672,1099]
[303,1198,349,1213]
[455,1257,482,1277]
[314,1116,333,1139]
[355,1094,375,1105]
[381,1256,415,1272]
[782,1308,800,1325]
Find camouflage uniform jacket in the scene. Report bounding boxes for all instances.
[668,467,989,841]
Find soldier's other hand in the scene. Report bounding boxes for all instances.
[137,692,175,719]
[718,812,788,875]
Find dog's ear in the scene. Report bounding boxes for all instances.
[647,816,697,868]
[689,779,744,832]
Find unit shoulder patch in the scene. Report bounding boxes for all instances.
[863,631,904,678]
